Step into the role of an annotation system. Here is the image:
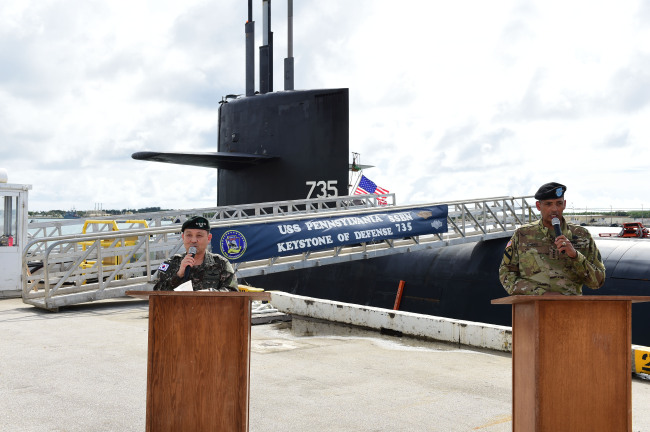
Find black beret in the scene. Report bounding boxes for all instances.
[534,182,567,200]
[181,216,210,232]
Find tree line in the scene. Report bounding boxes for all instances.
[567,210,648,218]
[29,207,168,217]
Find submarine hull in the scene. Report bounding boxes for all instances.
[247,237,650,346]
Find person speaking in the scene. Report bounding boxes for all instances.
[498,182,606,296]
[153,216,238,291]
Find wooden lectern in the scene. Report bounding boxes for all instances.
[492,295,650,432]
[127,291,271,432]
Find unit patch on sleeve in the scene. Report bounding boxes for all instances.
[502,239,513,264]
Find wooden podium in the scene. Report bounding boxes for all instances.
[127,291,271,432]
[492,295,650,432]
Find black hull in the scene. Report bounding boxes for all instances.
[246,237,650,347]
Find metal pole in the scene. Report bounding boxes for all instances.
[245,0,255,96]
[393,280,405,310]
[284,0,294,90]
[259,0,273,93]
[3,196,12,237]
[287,0,293,58]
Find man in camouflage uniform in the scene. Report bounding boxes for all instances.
[499,182,605,295]
[153,216,238,291]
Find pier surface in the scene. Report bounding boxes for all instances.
[1,297,649,431]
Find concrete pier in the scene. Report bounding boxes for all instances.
[1,296,649,431]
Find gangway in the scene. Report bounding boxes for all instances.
[22,194,540,310]
[27,194,393,245]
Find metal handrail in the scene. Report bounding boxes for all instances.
[22,195,539,310]
[27,193,396,241]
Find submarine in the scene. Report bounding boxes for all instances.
[133,0,650,346]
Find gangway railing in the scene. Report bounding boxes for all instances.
[22,228,183,310]
[27,194,395,249]
[22,194,395,309]
[22,195,539,310]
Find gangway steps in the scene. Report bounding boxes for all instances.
[22,195,540,309]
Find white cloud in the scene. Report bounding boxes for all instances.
[1,0,649,212]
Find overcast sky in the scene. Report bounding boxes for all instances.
[2,0,649,212]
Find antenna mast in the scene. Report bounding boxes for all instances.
[284,0,294,90]
[245,0,255,96]
[259,0,273,94]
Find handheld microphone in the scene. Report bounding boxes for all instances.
[184,246,197,281]
[551,217,562,238]
[552,217,565,254]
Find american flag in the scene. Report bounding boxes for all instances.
[354,175,390,205]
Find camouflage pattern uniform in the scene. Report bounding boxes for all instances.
[153,251,238,291]
[499,219,605,295]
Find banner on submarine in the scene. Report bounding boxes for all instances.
[210,205,448,262]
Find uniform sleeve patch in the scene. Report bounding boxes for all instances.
[158,263,170,272]
[503,240,513,264]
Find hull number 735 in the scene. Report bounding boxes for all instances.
[306,180,338,199]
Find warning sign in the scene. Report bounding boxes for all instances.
[634,348,650,375]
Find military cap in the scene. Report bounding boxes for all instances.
[534,182,567,200]
[181,216,211,232]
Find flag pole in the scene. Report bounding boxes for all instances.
[349,171,363,196]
